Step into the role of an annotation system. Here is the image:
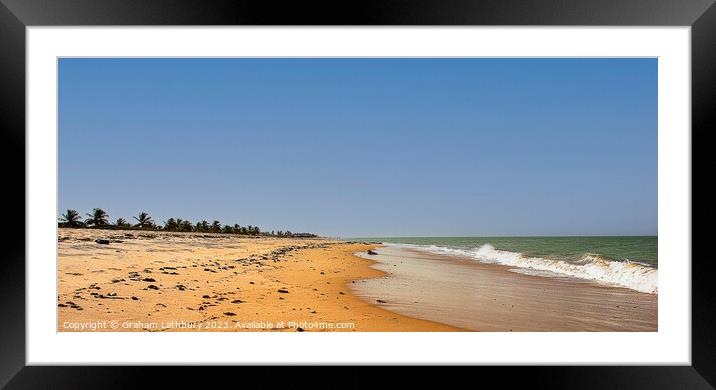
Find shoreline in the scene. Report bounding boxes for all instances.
[57,228,460,332]
[58,228,657,332]
[350,245,658,331]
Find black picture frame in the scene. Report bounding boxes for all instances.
[1,0,713,388]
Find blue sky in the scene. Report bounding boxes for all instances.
[58,58,657,237]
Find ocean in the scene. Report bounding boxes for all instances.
[350,236,658,294]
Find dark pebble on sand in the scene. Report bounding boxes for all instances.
[278,289,289,293]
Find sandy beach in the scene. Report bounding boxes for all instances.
[57,228,458,332]
[58,229,657,332]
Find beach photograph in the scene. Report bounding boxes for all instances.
[58,58,657,332]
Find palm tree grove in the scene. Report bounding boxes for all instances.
[58,208,316,237]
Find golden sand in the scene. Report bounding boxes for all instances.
[57,228,459,332]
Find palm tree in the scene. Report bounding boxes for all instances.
[59,209,83,228]
[163,218,178,231]
[60,208,291,236]
[210,220,221,233]
[180,220,193,232]
[133,212,154,228]
[85,208,109,227]
[195,220,209,232]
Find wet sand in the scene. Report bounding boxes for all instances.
[57,228,458,332]
[350,245,658,331]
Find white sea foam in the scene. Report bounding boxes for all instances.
[507,268,565,278]
[388,243,658,294]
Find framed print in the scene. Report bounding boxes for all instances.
[1,0,714,388]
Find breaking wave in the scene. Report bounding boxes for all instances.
[395,243,658,294]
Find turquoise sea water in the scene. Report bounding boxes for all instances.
[352,236,657,267]
[349,236,658,293]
